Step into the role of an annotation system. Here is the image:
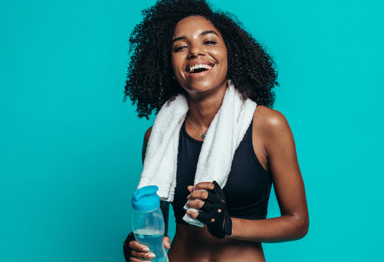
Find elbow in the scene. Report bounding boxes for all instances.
[296,216,309,239]
[300,220,309,239]
[287,213,309,240]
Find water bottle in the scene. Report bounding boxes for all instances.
[131,185,169,262]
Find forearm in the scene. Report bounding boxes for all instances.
[229,215,309,243]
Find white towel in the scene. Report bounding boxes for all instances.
[137,80,257,226]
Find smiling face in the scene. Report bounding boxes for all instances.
[171,16,228,98]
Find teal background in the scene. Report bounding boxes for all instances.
[1,0,383,261]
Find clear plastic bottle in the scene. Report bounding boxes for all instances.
[131,185,169,262]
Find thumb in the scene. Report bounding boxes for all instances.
[163,236,171,249]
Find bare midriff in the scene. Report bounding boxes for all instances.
[168,224,265,262]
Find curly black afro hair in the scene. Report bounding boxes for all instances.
[124,0,278,119]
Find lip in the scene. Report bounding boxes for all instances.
[185,63,215,78]
[185,65,214,78]
[185,62,215,72]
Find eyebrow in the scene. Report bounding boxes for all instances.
[172,30,219,44]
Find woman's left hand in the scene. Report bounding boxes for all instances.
[186,181,232,239]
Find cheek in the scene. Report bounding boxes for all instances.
[221,50,228,74]
[213,47,227,63]
[214,49,228,73]
[222,48,228,66]
[171,54,184,74]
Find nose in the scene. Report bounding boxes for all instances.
[188,42,205,58]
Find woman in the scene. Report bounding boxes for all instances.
[123,0,309,261]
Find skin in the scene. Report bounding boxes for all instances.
[125,15,309,262]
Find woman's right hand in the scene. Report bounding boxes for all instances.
[123,232,155,261]
[123,232,171,261]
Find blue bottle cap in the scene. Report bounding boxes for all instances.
[131,185,160,212]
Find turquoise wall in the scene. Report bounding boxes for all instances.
[1,0,383,261]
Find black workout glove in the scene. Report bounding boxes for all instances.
[195,181,232,239]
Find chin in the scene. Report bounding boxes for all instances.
[182,80,227,97]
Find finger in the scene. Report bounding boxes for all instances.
[193,182,215,190]
[186,209,199,219]
[195,211,214,224]
[188,189,208,200]
[206,190,224,205]
[128,240,150,252]
[187,185,194,192]
[123,232,135,250]
[187,199,205,209]
[163,236,171,249]
[130,250,156,261]
[129,257,151,262]
[200,200,218,213]
[129,255,152,262]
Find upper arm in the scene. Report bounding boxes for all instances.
[142,126,153,164]
[258,107,308,220]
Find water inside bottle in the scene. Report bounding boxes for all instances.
[134,229,168,262]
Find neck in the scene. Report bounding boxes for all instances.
[186,84,227,130]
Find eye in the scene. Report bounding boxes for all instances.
[174,45,187,52]
[204,41,216,45]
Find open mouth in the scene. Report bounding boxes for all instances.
[186,63,214,74]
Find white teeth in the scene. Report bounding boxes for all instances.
[188,64,212,73]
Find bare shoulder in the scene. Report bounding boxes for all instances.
[144,126,153,144]
[142,126,153,162]
[253,105,291,136]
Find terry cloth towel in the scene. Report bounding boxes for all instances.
[137,80,257,227]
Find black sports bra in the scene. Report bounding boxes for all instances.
[171,120,272,224]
